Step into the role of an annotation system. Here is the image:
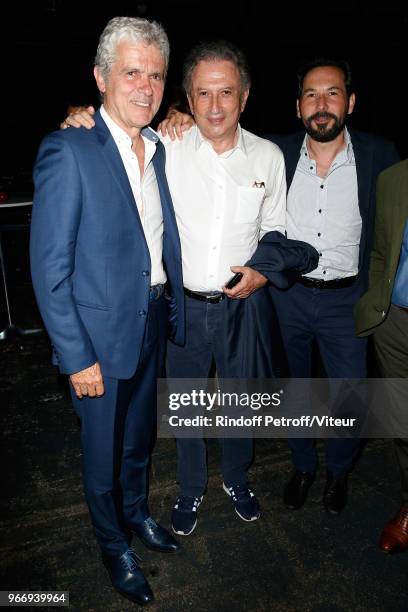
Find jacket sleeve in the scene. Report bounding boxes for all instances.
[30,132,97,374]
[246,230,319,289]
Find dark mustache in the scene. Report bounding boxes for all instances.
[308,112,338,122]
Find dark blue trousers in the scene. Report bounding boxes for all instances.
[166,296,253,497]
[272,281,367,476]
[70,296,167,556]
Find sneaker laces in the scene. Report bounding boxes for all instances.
[227,484,254,502]
[174,496,201,512]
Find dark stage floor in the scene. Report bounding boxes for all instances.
[1,333,407,611]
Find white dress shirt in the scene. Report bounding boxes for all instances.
[100,106,166,285]
[162,125,286,292]
[286,127,361,280]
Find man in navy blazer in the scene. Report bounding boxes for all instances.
[30,17,184,606]
[266,59,399,516]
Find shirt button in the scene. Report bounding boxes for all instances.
[318,209,322,213]
[216,216,220,220]
[323,270,326,275]
[309,166,313,170]
[138,310,147,317]
[142,270,150,277]
[212,246,217,250]
[320,185,324,189]
[318,232,321,237]
[319,252,322,256]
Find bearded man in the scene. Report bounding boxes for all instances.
[267,58,399,515]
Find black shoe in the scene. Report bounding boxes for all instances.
[283,470,315,510]
[223,483,261,521]
[323,471,348,515]
[132,517,181,552]
[172,495,203,535]
[102,548,153,606]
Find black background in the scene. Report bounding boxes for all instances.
[2,0,408,176]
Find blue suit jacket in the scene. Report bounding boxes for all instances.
[266,129,400,290]
[30,110,184,379]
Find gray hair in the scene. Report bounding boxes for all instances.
[182,40,251,96]
[95,16,170,81]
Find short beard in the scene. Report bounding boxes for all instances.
[304,112,346,143]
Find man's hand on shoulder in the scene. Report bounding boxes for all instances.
[223,266,268,299]
[70,361,104,398]
[157,109,195,141]
[61,105,96,130]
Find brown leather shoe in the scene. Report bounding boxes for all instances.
[379,505,408,554]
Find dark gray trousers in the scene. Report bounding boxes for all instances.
[374,304,408,503]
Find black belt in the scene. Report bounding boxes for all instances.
[298,275,358,289]
[149,284,165,301]
[184,288,225,304]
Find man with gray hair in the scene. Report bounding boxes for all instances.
[30,16,184,605]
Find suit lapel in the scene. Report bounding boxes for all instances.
[350,130,373,225]
[94,112,181,263]
[349,130,374,270]
[284,135,304,190]
[94,110,144,229]
[152,143,182,252]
